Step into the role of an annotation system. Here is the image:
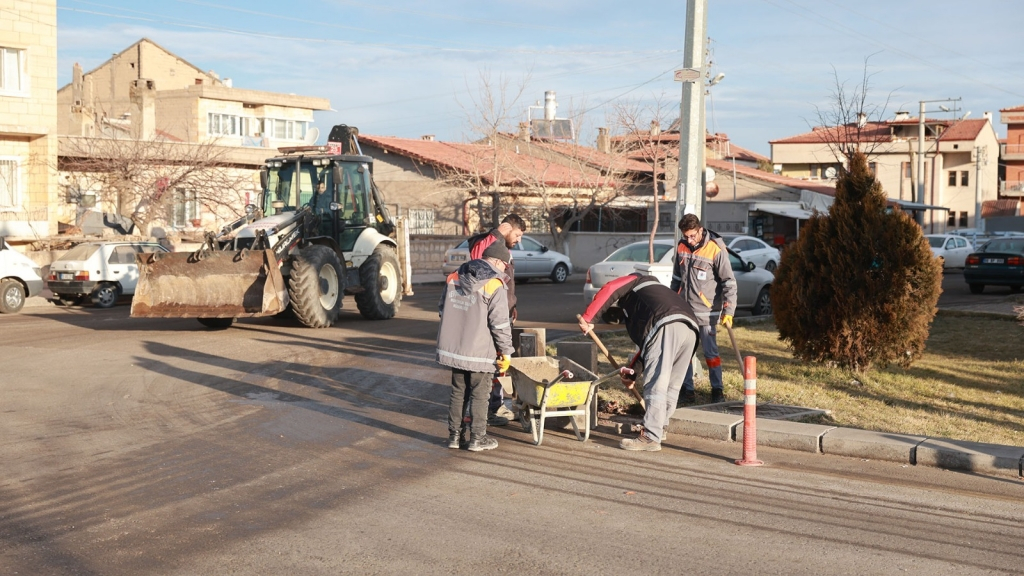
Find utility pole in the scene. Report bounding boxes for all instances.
[916,98,960,225]
[674,0,708,245]
[975,145,987,232]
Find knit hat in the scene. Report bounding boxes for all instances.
[481,241,511,266]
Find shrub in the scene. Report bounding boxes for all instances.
[771,151,942,371]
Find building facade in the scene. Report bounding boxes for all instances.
[0,0,58,239]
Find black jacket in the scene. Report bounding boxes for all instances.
[581,273,699,351]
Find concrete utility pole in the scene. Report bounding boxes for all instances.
[975,145,987,232]
[916,98,960,225]
[674,0,708,245]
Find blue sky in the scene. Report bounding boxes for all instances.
[57,0,1024,156]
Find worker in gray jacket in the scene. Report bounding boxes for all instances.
[437,249,515,452]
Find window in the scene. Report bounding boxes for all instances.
[948,171,957,186]
[259,118,308,140]
[868,162,877,175]
[903,162,912,178]
[0,47,27,95]
[961,171,969,187]
[959,211,968,227]
[173,188,199,227]
[955,237,967,248]
[0,158,20,209]
[208,113,239,136]
[108,245,139,265]
[517,237,544,252]
[407,208,435,234]
[947,212,956,226]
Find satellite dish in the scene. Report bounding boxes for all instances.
[304,127,320,145]
[824,167,837,179]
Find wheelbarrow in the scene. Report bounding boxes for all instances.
[508,356,620,446]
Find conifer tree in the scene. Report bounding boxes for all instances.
[771,151,942,371]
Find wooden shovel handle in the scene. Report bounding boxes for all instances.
[577,314,646,411]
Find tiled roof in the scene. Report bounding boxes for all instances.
[359,134,613,188]
[937,119,988,142]
[521,138,654,174]
[982,199,1022,218]
[769,122,892,145]
[1000,105,1024,113]
[706,158,836,196]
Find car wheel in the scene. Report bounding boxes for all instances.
[90,283,120,308]
[764,260,777,272]
[968,283,984,294]
[0,279,26,314]
[550,263,569,283]
[751,286,772,316]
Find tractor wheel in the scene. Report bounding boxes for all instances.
[197,317,235,329]
[355,244,401,320]
[0,279,25,314]
[288,245,343,328]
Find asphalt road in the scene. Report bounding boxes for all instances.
[2,278,1022,575]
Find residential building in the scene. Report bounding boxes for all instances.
[0,0,58,239]
[770,112,1000,232]
[54,38,331,237]
[998,105,1024,200]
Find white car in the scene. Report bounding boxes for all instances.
[719,234,781,272]
[583,239,774,316]
[441,235,573,283]
[925,234,972,268]
[0,237,45,314]
[47,241,170,308]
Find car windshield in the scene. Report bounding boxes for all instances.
[979,239,1024,253]
[606,243,672,263]
[927,237,946,248]
[60,244,100,261]
[454,240,468,249]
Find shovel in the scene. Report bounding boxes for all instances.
[723,323,746,378]
[577,314,646,411]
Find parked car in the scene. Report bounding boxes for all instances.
[925,234,972,268]
[441,235,573,283]
[47,241,170,308]
[583,238,774,316]
[719,234,781,271]
[0,237,45,314]
[963,237,1024,294]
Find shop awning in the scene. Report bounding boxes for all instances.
[750,203,815,220]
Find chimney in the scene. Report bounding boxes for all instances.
[72,63,83,106]
[894,110,909,121]
[518,121,531,142]
[856,112,867,128]
[544,91,556,121]
[596,127,610,154]
[650,120,661,136]
[421,135,435,141]
[129,78,157,140]
[223,78,233,88]
[983,111,992,123]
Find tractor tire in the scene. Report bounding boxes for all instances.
[0,279,25,314]
[197,317,235,329]
[90,283,119,309]
[355,244,401,320]
[288,245,343,328]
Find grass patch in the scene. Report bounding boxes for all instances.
[569,315,1024,446]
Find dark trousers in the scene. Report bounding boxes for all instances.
[448,369,491,438]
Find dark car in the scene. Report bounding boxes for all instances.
[963,238,1024,294]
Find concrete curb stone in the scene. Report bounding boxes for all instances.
[736,418,835,453]
[820,428,927,464]
[915,438,1024,478]
[666,409,741,442]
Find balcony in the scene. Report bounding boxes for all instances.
[999,180,1024,197]
[1001,143,1024,160]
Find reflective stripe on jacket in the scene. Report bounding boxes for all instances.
[436,259,514,373]
[669,231,737,326]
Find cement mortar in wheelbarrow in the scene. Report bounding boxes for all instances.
[508,356,618,446]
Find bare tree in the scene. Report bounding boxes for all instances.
[810,59,895,163]
[59,135,256,235]
[611,94,675,262]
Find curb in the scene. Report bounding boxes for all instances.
[667,408,1024,478]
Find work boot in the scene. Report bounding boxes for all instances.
[711,388,725,404]
[619,431,661,452]
[467,435,498,452]
[487,414,510,427]
[446,431,460,450]
[678,389,696,406]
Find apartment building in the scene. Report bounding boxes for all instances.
[0,0,58,239]
[770,112,999,232]
[998,105,1024,199]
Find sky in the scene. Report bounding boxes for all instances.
[55,0,1024,157]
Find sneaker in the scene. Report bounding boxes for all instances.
[446,432,460,449]
[487,414,510,427]
[494,404,516,420]
[711,389,725,403]
[678,389,696,406]
[619,432,661,452]
[467,435,499,452]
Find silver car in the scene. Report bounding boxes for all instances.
[719,233,781,272]
[441,235,573,283]
[583,239,773,316]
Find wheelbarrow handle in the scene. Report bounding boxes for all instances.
[542,369,573,388]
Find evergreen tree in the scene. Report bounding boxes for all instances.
[771,151,942,371]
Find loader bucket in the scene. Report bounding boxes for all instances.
[131,249,288,318]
